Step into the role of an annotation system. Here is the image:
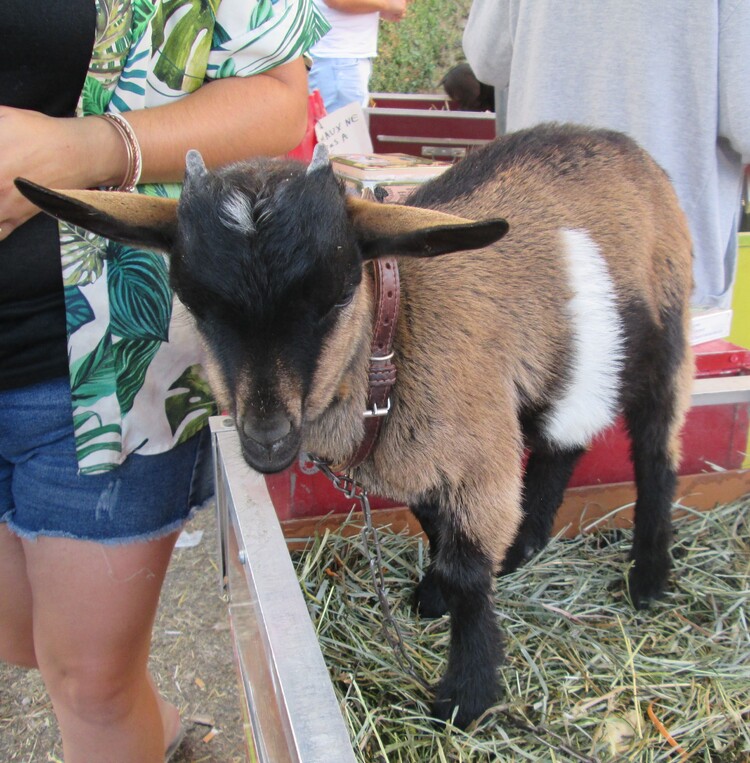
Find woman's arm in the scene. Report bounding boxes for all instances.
[0,57,309,240]
[322,0,406,21]
[127,57,310,183]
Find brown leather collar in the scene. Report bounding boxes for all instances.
[337,256,400,472]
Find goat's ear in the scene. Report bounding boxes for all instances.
[345,196,509,259]
[307,142,331,173]
[14,178,178,252]
[184,149,208,191]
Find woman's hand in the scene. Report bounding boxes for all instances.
[380,0,407,22]
[0,106,124,241]
[324,0,407,19]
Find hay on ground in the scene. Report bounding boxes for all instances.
[293,496,750,762]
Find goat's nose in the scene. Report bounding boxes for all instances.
[241,411,292,446]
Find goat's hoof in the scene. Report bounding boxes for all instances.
[499,538,538,576]
[627,565,669,610]
[413,574,448,618]
[431,678,499,729]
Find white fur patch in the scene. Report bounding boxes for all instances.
[220,190,254,234]
[543,229,624,448]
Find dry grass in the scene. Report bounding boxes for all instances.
[293,496,750,762]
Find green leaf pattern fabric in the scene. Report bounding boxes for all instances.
[62,0,328,473]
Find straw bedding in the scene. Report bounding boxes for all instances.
[293,496,750,762]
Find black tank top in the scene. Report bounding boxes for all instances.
[0,0,96,389]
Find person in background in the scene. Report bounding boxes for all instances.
[0,2,326,761]
[309,0,408,113]
[463,0,750,308]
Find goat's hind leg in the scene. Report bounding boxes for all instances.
[625,319,692,608]
[500,445,584,575]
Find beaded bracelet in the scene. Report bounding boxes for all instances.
[95,112,143,192]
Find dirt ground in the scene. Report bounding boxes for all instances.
[0,504,248,763]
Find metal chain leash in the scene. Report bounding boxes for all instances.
[311,457,432,692]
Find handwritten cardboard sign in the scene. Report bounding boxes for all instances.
[314,102,373,154]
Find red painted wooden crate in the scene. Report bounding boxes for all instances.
[265,341,750,521]
[365,100,495,160]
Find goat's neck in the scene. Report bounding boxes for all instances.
[302,268,378,465]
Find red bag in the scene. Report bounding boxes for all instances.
[286,90,327,163]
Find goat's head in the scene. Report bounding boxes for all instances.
[16,145,508,473]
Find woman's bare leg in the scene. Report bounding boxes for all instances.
[23,529,182,763]
[0,524,37,668]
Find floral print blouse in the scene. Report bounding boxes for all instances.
[63,0,327,474]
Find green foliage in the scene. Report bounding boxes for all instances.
[370,0,472,94]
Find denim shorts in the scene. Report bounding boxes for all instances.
[0,377,212,544]
[308,56,373,112]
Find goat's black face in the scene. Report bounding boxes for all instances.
[171,156,364,473]
[14,147,509,475]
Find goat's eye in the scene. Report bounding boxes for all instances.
[318,290,354,325]
[334,292,354,309]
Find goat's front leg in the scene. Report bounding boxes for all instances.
[429,461,523,728]
[430,526,504,728]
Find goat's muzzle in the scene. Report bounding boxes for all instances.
[237,411,300,474]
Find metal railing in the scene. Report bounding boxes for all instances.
[211,417,356,763]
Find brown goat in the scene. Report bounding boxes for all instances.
[16,123,694,728]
